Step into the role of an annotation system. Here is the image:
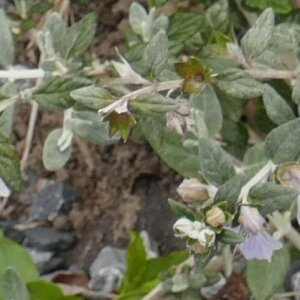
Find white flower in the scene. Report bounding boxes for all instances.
[173,218,216,248]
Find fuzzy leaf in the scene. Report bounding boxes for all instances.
[246,247,290,300]
[70,86,114,110]
[217,229,245,245]
[0,10,14,67]
[265,118,300,163]
[140,116,200,178]
[243,143,268,168]
[0,135,22,192]
[132,93,177,114]
[241,8,274,59]
[206,0,229,32]
[142,30,168,78]
[33,76,90,111]
[262,84,295,125]
[43,129,72,171]
[249,182,298,214]
[198,138,235,186]
[0,268,30,300]
[215,69,264,99]
[168,198,195,220]
[190,84,223,136]
[129,2,148,36]
[59,12,98,60]
[242,0,292,14]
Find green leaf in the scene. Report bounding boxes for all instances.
[264,118,300,163]
[214,167,259,211]
[249,182,298,214]
[241,8,275,59]
[243,143,268,168]
[0,233,39,283]
[0,135,22,192]
[70,86,114,110]
[217,229,245,245]
[43,129,72,171]
[0,10,14,67]
[140,116,200,178]
[120,232,148,293]
[132,93,177,114]
[142,30,168,78]
[0,268,30,300]
[13,0,33,18]
[242,0,292,14]
[215,69,264,99]
[33,76,90,111]
[246,247,290,300]
[28,280,82,300]
[190,84,223,136]
[292,79,300,105]
[0,105,15,139]
[66,111,119,144]
[206,0,229,32]
[262,84,295,125]
[198,138,235,186]
[59,12,98,60]
[148,0,167,7]
[168,198,195,220]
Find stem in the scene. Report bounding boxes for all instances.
[21,101,39,171]
[0,69,45,80]
[246,69,299,79]
[121,79,183,102]
[239,161,275,204]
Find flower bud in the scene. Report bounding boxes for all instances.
[177,178,209,203]
[276,163,300,192]
[205,206,226,228]
[197,228,215,247]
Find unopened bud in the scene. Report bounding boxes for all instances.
[276,163,300,192]
[177,178,209,203]
[205,206,226,228]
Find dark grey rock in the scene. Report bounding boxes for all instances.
[27,248,65,275]
[23,227,75,252]
[284,260,300,300]
[0,221,25,243]
[89,246,126,292]
[29,181,79,221]
[0,0,8,9]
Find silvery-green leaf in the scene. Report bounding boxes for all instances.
[249,182,298,214]
[43,12,66,54]
[191,109,209,138]
[0,10,14,67]
[0,177,10,197]
[246,248,290,300]
[215,69,264,99]
[190,84,223,136]
[59,12,98,60]
[33,76,91,111]
[243,143,268,168]
[198,138,235,186]
[262,84,295,125]
[0,268,30,300]
[129,2,148,36]
[66,111,119,144]
[70,86,114,110]
[43,129,72,171]
[214,168,259,211]
[153,15,169,35]
[292,79,300,105]
[206,0,229,32]
[140,116,200,178]
[142,30,168,78]
[0,135,22,192]
[241,8,274,60]
[265,118,300,163]
[132,93,177,114]
[0,105,15,138]
[13,0,33,18]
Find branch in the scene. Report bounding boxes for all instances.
[0,69,45,80]
[246,69,299,79]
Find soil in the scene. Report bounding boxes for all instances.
[2,0,250,298]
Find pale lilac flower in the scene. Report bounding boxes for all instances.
[238,206,282,262]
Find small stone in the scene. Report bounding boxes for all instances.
[23,227,75,252]
[29,181,80,222]
[0,221,25,243]
[89,246,127,292]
